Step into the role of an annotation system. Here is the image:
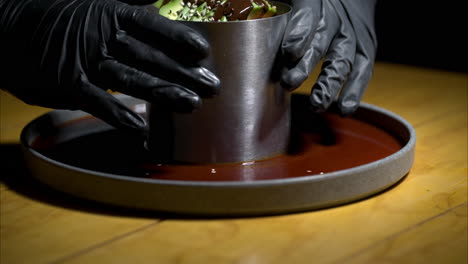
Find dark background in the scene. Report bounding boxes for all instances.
[374,1,467,73]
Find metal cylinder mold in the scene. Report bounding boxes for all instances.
[146,2,292,163]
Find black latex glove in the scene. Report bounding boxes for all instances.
[0,0,220,134]
[280,0,377,115]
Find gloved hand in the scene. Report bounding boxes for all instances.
[0,0,220,134]
[280,0,377,115]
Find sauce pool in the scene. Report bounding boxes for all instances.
[31,112,403,182]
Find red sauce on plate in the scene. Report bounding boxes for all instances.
[32,112,403,182]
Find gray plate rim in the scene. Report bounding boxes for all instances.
[19,94,416,215]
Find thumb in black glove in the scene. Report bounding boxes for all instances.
[0,0,220,134]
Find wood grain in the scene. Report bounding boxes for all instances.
[0,188,158,264]
[1,62,467,264]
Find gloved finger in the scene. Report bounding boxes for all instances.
[77,75,147,134]
[98,59,202,113]
[310,0,356,112]
[282,0,322,63]
[281,1,339,90]
[337,0,378,116]
[119,0,156,5]
[337,53,374,116]
[117,5,210,60]
[111,30,220,97]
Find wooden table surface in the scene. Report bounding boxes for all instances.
[1,62,467,264]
